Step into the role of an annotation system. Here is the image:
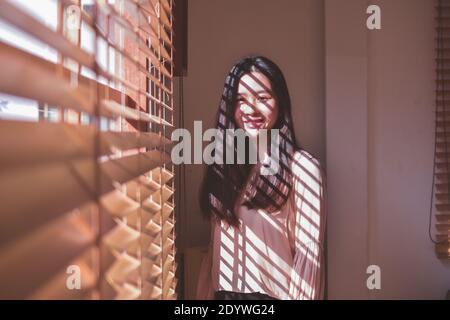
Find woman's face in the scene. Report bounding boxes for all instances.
[234,71,279,137]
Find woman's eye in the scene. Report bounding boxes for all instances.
[258,96,271,101]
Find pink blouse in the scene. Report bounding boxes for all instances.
[196,150,326,300]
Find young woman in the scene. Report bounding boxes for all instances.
[196,56,326,300]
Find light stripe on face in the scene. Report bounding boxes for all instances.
[234,72,279,137]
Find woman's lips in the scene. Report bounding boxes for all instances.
[243,116,265,129]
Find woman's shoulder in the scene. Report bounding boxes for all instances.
[291,149,323,176]
[289,149,325,206]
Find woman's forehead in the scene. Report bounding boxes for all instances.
[237,72,272,95]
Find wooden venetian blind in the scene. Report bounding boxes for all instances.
[434,0,450,259]
[0,0,177,299]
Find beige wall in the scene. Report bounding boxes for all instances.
[325,0,369,299]
[326,0,450,299]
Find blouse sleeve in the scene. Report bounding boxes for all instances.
[195,216,216,300]
[288,150,326,300]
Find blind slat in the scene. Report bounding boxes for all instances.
[0,150,169,244]
[103,221,140,254]
[103,131,172,151]
[101,189,140,218]
[0,1,94,67]
[0,120,171,168]
[101,100,173,126]
[106,253,140,286]
[0,42,94,115]
[29,258,98,300]
[114,283,141,300]
[100,1,173,67]
[102,150,171,185]
[137,9,173,49]
[0,159,107,245]
[0,210,96,299]
[0,121,106,168]
[0,40,172,121]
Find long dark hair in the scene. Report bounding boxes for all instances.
[199,55,299,227]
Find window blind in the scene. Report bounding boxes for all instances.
[0,0,177,299]
[434,0,450,259]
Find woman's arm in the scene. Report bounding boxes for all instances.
[288,150,326,300]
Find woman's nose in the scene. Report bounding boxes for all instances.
[241,100,263,114]
[240,104,254,114]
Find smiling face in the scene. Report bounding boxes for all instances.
[234,71,279,137]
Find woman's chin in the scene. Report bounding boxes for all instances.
[243,125,263,137]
